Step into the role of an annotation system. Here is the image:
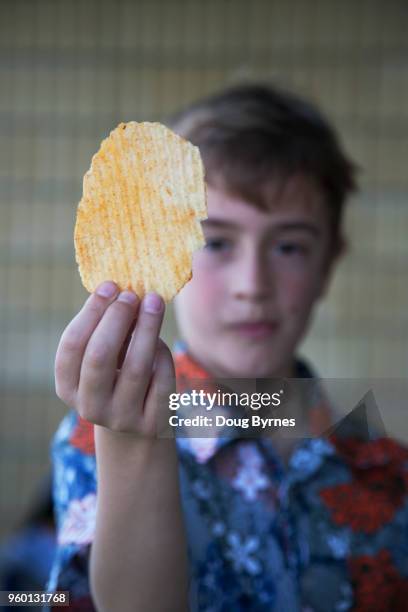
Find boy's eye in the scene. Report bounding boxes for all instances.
[274,242,309,256]
[204,237,232,252]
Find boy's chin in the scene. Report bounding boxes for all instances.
[217,354,290,379]
[211,337,295,379]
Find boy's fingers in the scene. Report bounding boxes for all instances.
[144,339,176,434]
[55,281,119,403]
[78,291,140,416]
[115,293,165,403]
[117,320,137,370]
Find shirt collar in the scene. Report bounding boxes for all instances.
[173,341,332,464]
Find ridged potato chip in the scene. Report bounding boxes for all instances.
[74,121,207,302]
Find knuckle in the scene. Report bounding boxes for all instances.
[77,401,104,426]
[59,333,81,355]
[108,411,136,434]
[84,345,110,369]
[54,367,74,405]
[123,362,149,382]
[58,322,84,353]
[55,381,72,405]
[85,297,106,317]
[108,417,126,433]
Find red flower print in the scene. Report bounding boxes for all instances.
[331,436,408,469]
[320,481,403,533]
[320,437,408,533]
[69,416,95,455]
[349,550,408,611]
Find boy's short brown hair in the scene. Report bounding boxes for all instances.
[168,83,358,247]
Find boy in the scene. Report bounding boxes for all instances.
[48,85,408,611]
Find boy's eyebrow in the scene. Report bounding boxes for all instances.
[201,219,240,230]
[201,218,321,236]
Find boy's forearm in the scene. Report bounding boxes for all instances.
[90,426,190,612]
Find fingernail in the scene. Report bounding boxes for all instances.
[143,293,163,314]
[118,290,138,305]
[96,281,118,298]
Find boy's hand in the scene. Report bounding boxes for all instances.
[55,280,174,438]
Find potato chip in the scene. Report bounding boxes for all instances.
[74,121,207,302]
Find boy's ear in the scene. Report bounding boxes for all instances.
[318,235,348,299]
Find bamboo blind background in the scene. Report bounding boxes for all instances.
[1,0,407,538]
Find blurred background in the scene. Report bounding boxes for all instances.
[0,0,407,587]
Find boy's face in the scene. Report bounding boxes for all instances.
[174,175,338,378]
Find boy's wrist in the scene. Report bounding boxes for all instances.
[94,424,178,468]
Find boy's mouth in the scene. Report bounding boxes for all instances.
[228,321,279,339]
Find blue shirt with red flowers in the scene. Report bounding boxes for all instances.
[46,347,408,611]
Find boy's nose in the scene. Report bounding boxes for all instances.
[231,252,273,301]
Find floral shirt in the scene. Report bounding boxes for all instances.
[46,345,408,611]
